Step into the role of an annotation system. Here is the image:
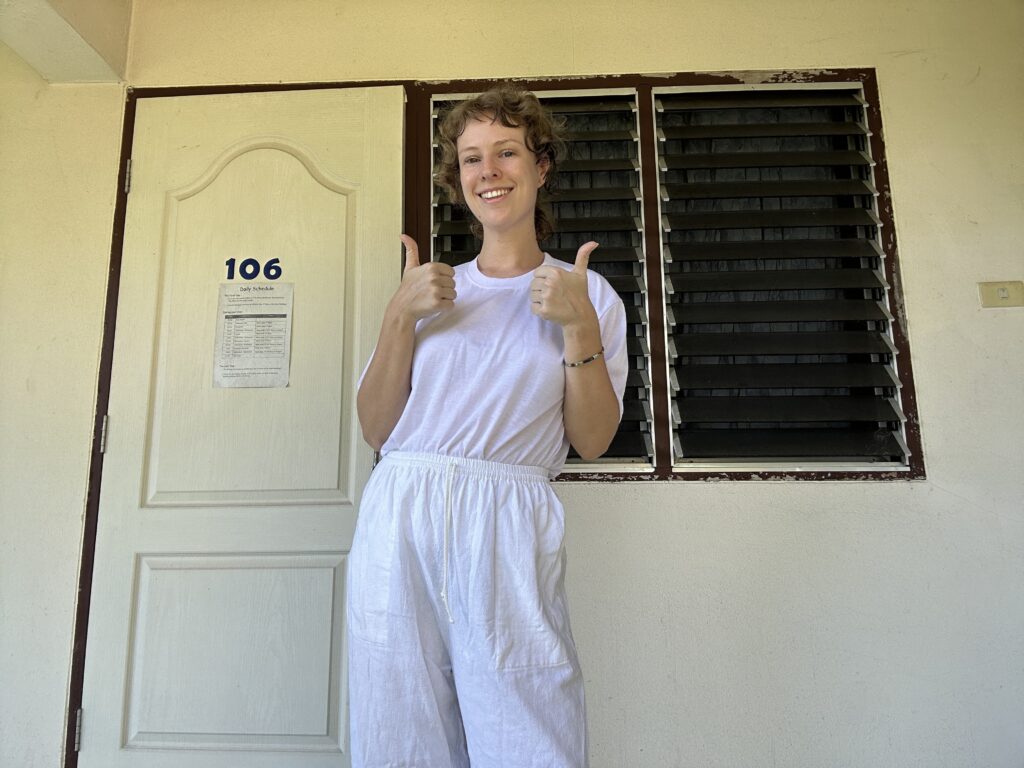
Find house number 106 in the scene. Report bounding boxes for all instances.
[224,258,282,280]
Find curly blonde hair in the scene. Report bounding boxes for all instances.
[434,85,565,242]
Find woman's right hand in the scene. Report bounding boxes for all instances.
[390,235,457,322]
[358,235,454,450]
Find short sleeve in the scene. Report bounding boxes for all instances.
[357,348,375,388]
[597,293,629,420]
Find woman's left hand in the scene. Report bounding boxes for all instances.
[529,241,600,328]
[533,241,619,460]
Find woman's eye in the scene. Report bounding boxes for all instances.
[462,156,479,165]
[500,150,515,158]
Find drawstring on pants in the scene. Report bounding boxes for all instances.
[440,462,456,624]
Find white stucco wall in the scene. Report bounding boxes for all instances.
[0,43,125,768]
[1,0,1021,765]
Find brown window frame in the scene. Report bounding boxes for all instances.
[406,69,924,481]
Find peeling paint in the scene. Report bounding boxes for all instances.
[765,69,841,83]
[692,69,845,85]
[556,469,918,483]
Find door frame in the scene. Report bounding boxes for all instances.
[65,78,425,768]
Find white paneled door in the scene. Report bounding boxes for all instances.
[79,87,404,768]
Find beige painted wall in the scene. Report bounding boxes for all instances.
[0,43,125,768]
[47,0,132,77]
[2,0,1022,765]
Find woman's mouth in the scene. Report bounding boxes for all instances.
[479,188,512,200]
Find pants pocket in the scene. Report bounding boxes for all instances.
[346,485,399,647]
[491,499,574,671]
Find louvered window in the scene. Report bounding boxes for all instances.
[656,86,908,466]
[411,70,922,478]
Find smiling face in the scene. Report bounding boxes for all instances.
[457,117,549,239]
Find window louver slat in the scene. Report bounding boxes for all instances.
[607,431,654,460]
[666,239,883,261]
[622,304,647,326]
[663,151,872,170]
[547,187,640,202]
[543,216,642,233]
[605,274,646,293]
[561,158,640,172]
[657,85,909,464]
[676,363,898,389]
[661,122,867,140]
[546,99,638,114]
[627,368,652,388]
[564,129,638,141]
[621,399,653,422]
[625,336,649,357]
[673,300,891,324]
[674,331,894,356]
[668,269,886,292]
[663,208,880,230]
[679,429,901,459]
[663,180,876,200]
[681,396,902,423]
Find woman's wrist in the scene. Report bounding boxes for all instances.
[564,347,604,367]
[561,307,600,339]
[561,312,602,361]
[383,296,418,333]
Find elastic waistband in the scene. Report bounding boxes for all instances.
[381,451,551,482]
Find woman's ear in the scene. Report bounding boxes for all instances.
[537,155,551,187]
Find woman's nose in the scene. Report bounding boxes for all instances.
[480,157,500,178]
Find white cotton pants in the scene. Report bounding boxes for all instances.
[347,451,588,768]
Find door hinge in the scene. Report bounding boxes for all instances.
[74,707,83,752]
[124,158,132,194]
[99,414,109,454]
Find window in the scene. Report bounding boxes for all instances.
[408,70,924,479]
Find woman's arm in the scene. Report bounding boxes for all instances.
[561,316,621,460]
[357,236,456,450]
[530,242,622,460]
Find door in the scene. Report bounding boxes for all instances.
[79,87,404,767]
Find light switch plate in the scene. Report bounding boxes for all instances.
[978,281,1024,308]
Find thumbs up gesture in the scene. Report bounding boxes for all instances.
[529,241,600,328]
[390,234,457,322]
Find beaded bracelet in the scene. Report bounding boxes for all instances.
[564,347,604,368]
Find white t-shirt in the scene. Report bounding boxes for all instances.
[375,254,629,476]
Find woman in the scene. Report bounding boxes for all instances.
[349,85,628,767]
